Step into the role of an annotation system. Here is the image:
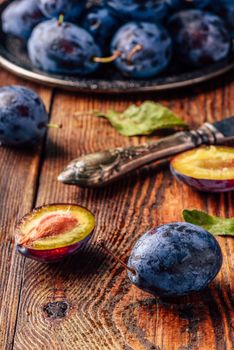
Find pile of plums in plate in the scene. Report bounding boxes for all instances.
[171,146,234,192]
[1,0,233,78]
[15,204,95,262]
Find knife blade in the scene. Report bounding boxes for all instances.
[58,116,234,187]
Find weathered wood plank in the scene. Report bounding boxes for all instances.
[0,70,53,350]
[11,76,234,350]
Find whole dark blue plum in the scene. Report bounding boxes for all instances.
[0,86,48,146]
[111,22,172,78]
[211,0,234,38]
[1,0,45,41]
[128,223,222,297]
[81,6,122,49]
[168,10,231,67]
[37,0,85,21]
[105,0,173,22]
[28,19,101,75]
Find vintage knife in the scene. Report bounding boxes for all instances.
[58,116,234,187]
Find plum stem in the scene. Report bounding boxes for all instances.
[127,44,143,64]
[58,13,64,26]
[47,123,63,129]
[93,50,121,63]
[98,240,136,275]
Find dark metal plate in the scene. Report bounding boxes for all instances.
[0,0,234,93]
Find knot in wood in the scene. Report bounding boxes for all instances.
[43,301,69,319]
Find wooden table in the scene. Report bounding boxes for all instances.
[0,66,233,350]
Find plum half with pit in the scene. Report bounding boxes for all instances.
[110,22,172,78]
[127,223,222,297]
[15,204,95,262]
[0,86,48,147]
[168,9,231,67]
[1,0,46,41]
[28,19,101,75]
[171,146,234,192]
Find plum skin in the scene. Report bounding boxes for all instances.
[105,0,181,22]
[128,223,222,297]
[167,9,231,67]
[1,0,45,41]
[81,6,122,49]
[111,22,172,78]
[165,0,212,11]
[17,234,92,263]
[211,0,234,38]
[28,19,101,75]
[171,166,234,193]
[37,0,86,21]
[0,86,48,146]
[190,0,211,9]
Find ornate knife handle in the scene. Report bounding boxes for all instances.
[58,123,224,187]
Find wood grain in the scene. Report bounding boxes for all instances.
[0,70,53,350]
[0,67,233,350]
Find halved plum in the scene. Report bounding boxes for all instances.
[171,146,234,192]
[15,204,95,262]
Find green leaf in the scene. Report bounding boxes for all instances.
[183,209,234,236]
[96,101,187,136]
